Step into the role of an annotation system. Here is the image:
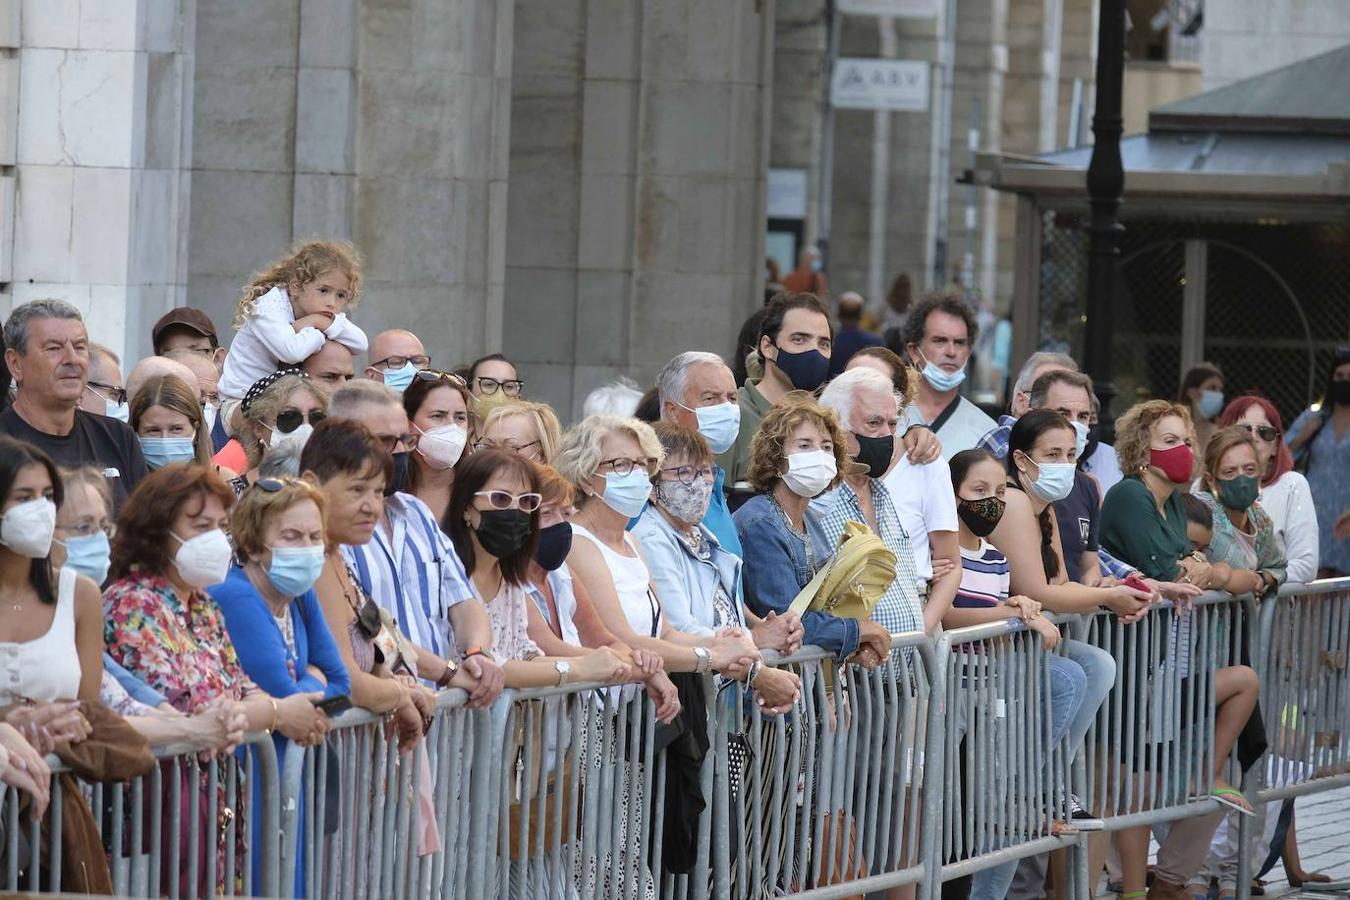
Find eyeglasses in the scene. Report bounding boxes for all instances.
[597,457,656,477]
[254,477,303,493]
[474,376,525,398]
[371,355,432,371]
[1235,422,1279,442]
[658,465,715,485]
[413,369,468,389]
[375,432,420,453]
[202,391,222,407]
[87,381,128,405]
[473,437,540,457]
[55,520,116,539]
[473,490,542,513]
[274,409,326,434]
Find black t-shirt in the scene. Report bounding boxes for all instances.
[0,406,148,510]
[1053,470,1101,583]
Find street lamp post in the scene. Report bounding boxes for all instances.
[1084,0,1127,429]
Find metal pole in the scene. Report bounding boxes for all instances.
[818,0,842,265]
[1084,0,1127,428]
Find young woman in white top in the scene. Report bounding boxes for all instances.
[1217,395,1319,583]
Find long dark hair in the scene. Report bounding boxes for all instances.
[443,449,539,587]
[1006,409,1075,581]
[0,438,63,604]
[402,371,474,491]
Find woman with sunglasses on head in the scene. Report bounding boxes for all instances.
[402,369,474,521]
[232,370,328,494]
[1216,397,1318,584]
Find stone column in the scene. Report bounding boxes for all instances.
[8,0,194,362]
[504,0,774,420]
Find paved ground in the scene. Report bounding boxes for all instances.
[1263,786,1350,898]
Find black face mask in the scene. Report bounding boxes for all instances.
[534,522,573,572]
[474,509,533,560]
[385,452,410,497]
[770,345,830,392]
[1080,430,1100,469]
[957,496,1006,538]
[852,433,895,478]
[1331,380,1350,407]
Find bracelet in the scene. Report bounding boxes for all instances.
[267,697,278,734]
[747,661,762,686]
[693,646,712,675]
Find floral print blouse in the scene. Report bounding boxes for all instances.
[103,568,256,714]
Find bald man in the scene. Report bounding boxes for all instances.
[829,290,882,377]
[364,329,429,393]
[124,355,199,406]
[303,340,356,389]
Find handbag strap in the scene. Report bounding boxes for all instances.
[788,556,834,617]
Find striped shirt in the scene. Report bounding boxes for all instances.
[340,492,475,661]
[955,540,1010,609]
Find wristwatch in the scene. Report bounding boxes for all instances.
[693,646,712,675]
[436,657,459,689]
[554,660,571,686]
[1188,550,1208,565]
[465,645,495,662]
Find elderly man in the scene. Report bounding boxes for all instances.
[814,366,941,636]
[302,339,356,389]
[80,343,128,421]
[364,329,430,393]
[124,355,199,405]
[828,291,883,377]
[327,380,504,707]
[902,291,997,459]
[0,300,147,508]
[976,351,1078,456]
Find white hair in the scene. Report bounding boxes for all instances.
[582,377,643,419]
[330,379,401,419]
[1012,351,1078,398]
[818,367,899,431]
[656,351,729,410]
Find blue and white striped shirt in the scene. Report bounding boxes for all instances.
[340,492,476,660]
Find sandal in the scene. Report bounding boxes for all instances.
[1210,786,1255,817]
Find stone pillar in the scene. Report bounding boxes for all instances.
[8,0,194,363]
[186,0,513,368]
[504,0,774,420]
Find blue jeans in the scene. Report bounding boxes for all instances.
[1061,638,1116,753]
[969,653,1087,900]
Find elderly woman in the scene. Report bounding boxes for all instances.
[1217,396,1317,583]
[1098,401,1260,900]
[232,369,329,494]
[556,416,765,686]
[733,396,893,666]
[403,369,473,520]
[476,400,564,464]
[213,477,352,897]
[129,374,217,470]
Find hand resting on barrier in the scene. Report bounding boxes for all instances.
[273,691,331,747]
[750,610,804,656]
[709,627,760,680]
[0,722,50,820]
[752,666,801,714]
[851,620,892,669]
[458,654,505,709]
[5,700,90,754]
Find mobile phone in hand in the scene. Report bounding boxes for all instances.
[312,694,352,717]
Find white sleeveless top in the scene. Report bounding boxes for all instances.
[570,523,663,638]
[0,567,82,705]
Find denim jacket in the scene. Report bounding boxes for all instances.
[632,507,743,638]
[732,493,861,660]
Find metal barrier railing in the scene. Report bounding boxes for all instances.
[932,616,1080,897]
[0,730,279,898]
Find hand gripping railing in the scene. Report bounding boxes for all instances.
[0,730,280,899]
[931,616,1081,900]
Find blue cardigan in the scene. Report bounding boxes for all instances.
[212,566,351,702]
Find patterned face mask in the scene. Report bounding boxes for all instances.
[655,477,713,526]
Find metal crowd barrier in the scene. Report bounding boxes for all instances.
[931,616,1080,898]
[1236,576,1350,900]
[0,730,279,898]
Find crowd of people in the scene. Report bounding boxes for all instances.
[0,237,1345,897]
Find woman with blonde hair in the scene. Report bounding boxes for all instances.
[233,370,328,493]
[476,400,564,463]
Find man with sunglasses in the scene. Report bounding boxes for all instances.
[328,381,505,706]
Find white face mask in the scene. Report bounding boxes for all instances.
[203,402,219,434]
[782,449,837,498]
[416,424,468,470]
[268,422,314,450]
[0,498,56,558]
[171,529,233,589]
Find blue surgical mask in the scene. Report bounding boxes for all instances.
[58,532,111,585]
[106,399,129,423]
[917,350,967,392]
[1071,420,1089,461]
[267,545,326,597]
[1022,456,1076,503]
[382,362,418,394]
[1198,389,1224,420]
[599,469,652,518]
[139,436,196,469]
[683,401,740,455]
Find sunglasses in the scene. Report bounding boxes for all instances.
[473,490,542,513]
[274,409,326,434]
[1235,422,1279,442]
[413,369,468,389]
[254,477,302,493]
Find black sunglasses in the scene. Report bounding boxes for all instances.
[254,477,303,494]
[275,409,326,434]
[413,369,468,389]
[1235,422,1279,443]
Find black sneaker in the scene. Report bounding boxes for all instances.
[1069,793,1105,831]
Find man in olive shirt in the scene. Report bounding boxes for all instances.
[0,301,147,509]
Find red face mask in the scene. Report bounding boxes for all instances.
[1149,443,1194,484]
